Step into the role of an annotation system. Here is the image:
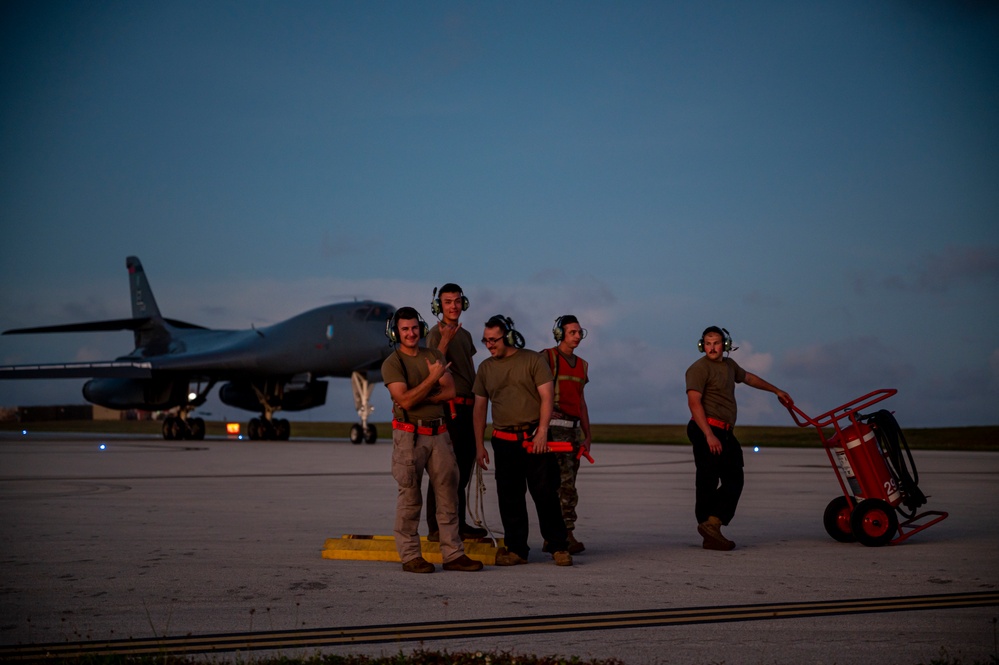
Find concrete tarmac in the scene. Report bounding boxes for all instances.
[0,431,996,664]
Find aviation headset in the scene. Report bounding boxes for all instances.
[698,326,736,353]
[552,315,588,343]
[385,307,430,345]
[430,284,469,318]
[486,314,526,349]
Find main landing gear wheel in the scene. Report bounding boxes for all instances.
[163,416,184,441]
[247,417,291,441]
[187,417,206,440]
[162,416,206,441]
[364,423,377,444]
[823,496,856,543]
[850,498,898,547]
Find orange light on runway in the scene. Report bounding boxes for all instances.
[226,422,241,436]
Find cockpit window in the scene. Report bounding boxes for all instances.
[351,304,394,322]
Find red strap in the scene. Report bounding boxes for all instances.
[392,419,416,433]
[492,429,531,442]
[392,419,447,436]
[707,417,732,431]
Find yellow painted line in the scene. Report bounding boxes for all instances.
[3,590,996,660]
[321,534,503,565]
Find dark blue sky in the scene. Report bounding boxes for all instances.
[2,1,997,425]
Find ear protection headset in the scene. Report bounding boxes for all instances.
[385,307,429,345]
[698,326,736,353]
[486,314,526,349]
[430,285,469,317]
[553,315,588,343]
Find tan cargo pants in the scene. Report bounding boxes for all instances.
[391,428,464,564]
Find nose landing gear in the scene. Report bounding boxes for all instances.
[349,422,378,444]
[350,371,378,444]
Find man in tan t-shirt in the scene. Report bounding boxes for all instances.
[382,307,482,574]
[473,314,572,567]
[424,283,488,541]
[685,326,791,551]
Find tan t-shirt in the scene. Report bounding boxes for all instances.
[381,347,448,422]
[473,349,554,428]
[427,323,476,398]
[684,356,746,425]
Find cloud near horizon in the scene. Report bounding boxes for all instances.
[854,243,999,296]
[1,272,996,427]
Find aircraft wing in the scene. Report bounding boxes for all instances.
[2,317,207,335]
[0,361,153,379]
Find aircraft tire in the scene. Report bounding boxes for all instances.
[364,424,377,444]
[349,423,363,444]
[275,418,291,441]
[189,417,206,440]
[247,418,261,440]
[163,416,185,441]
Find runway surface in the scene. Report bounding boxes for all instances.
[1,431,997,664]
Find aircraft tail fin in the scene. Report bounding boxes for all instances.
[2,257,205,347]
[126,256,175,351]
[127,256,162,320]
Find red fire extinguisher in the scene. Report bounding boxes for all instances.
[829,421,901,506]
[786,389,947,547]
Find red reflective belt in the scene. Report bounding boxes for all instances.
[451,396,474,406]
[392,419,447,436]
[492,429,532,442]
[707,417,732,431]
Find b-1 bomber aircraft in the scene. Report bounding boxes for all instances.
[0,256,394,442]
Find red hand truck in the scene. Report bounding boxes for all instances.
[784,389,947,546]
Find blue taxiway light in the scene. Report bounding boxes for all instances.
[99,443,107,451]
[753,446,760,452]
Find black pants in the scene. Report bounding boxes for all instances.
[427,405,476,532]
[687,420,745,526]
[491,436,568,559]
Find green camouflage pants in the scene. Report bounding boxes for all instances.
[550,424,581,530]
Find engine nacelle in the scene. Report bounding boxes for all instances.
[219,380,328,413]
[83,378,189,410]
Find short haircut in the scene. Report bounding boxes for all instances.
[485,315,509,331]
[395,306,421,323]
[559,315,580,327]
[701,326,725,339]
[438,283,463,296]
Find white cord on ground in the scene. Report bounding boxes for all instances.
[466,465,501,542]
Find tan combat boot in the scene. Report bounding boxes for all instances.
[553,550,573,566]
[697,516,735,551]
[566,529,586,555]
